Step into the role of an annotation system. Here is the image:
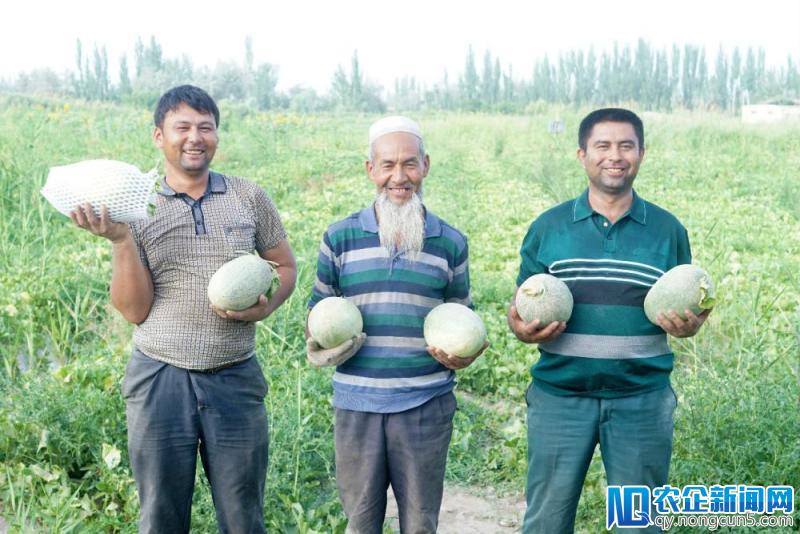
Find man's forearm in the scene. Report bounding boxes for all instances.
[110,235,154,324]
[263,265,297,317]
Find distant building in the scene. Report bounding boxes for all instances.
[742,100,800,124]
[548,119,564,134]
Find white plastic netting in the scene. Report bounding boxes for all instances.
[41,159,159,223]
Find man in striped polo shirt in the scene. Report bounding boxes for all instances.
[307,116,487,533]
[71,85,297,533]
[508,108,711,533]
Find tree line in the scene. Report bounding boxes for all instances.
[2,37,798,113]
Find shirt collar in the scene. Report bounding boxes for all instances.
[157,171,227,197]
[358,204,443,238]
[572,189,593,221]
[628,190,647,224]
[572,188,647,225]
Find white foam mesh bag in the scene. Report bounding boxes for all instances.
[41,159,159,223]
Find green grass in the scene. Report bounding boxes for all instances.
[0,96,798,531]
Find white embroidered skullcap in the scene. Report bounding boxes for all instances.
[368,116,422,145]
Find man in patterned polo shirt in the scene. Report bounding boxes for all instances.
[306,116,488,533]
[508,108,711,533]
[70,85,296,533]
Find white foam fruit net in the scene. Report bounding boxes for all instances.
[41,159,159,223]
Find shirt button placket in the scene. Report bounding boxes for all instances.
[193,204,204,234]
[604,226,616,251]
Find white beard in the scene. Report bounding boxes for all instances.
[375,191,425,261]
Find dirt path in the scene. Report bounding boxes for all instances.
[385,484,526,533]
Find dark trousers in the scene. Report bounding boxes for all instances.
[524,384,677,534]
[334,392,457,534]
[123,349,269,534]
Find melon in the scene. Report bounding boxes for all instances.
[308,297,364,349]
[515,274,573,325]
[644,264,715,324]
[41,159,159,223]
[423,303,487,358]
[207,255,275,311]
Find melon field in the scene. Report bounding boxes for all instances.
[0,94,798,532]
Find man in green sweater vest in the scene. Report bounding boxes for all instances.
[508,108,711,533]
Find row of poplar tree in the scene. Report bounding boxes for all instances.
[2,37,797,113]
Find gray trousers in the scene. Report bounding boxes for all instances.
[123,349,269,534]
[334,392,457,534]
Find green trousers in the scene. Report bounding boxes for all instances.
[524,384,677,533]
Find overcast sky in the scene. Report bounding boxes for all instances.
[3,0,799,92]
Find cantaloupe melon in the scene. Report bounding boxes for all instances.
[644,264,715,325]
[308,297,364,349]
[423,303,487,358]
[207,255,275,311]
[515,274,573,325]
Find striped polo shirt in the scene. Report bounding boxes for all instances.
[129,172,286,370]
[309,205,471,413]
[517,188,691,398]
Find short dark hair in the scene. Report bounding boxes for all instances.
[153,85,220,129]
[578,108,644,150]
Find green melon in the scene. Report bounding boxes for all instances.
[423,303,487,358]
[207,255,275,311]
[308,297,364,349]
[515,274,573,325]
[644,264,716,324]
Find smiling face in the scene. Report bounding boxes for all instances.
[577,121,644,196]
[153,103,218,178]
[366,132,430,205]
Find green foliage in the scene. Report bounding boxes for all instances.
[4,37,800,115]
[330,51,385,113]
[0,97,798,530]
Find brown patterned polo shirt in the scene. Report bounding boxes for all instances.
[128,172,286,369]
